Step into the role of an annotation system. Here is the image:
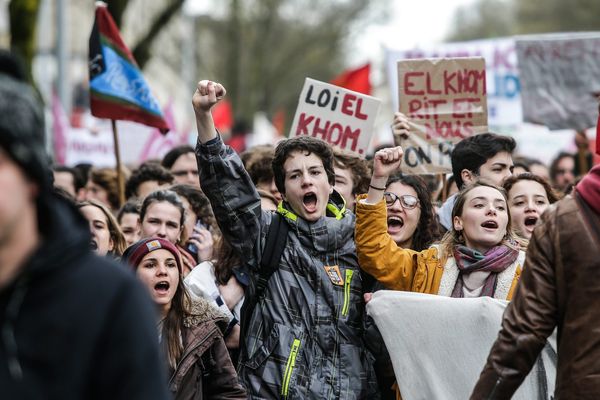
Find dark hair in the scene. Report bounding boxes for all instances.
[549,151,575,181]
[512,156,532,173]
[333,148,370,196]
[386,173,441,251]
[503,173,560,204]
[241,145,275,185]
[125,163,174,199]
[170,184,218,235]
[139,190,185,231]
[161,145,195,169]
[213,236,240,286]
[89,168,122,210]
[272,136,335,194]
[451,133,516,189]
[53,165,85,192]
[117,200,140,224]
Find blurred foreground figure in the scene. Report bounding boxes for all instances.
[0,53,169,400]
[471,164,600,399]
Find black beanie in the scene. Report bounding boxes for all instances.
[0,64,50,193]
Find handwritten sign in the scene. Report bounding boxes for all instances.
[386,38,520,128]
[516,33,600,131]
[290,78,381,155]
[398,57,488,174]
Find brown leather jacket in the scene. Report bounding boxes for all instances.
[169,300,247,400]
[470,194,600,399]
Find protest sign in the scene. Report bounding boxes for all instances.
[290,78,381,155]
[386,38,520,128]
[516,33,600,131]
[398,57,488,174]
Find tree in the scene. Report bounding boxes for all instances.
[9,0,41,84]
[445,0,600,42]
[445,0,515,42]
[191,0,388,126]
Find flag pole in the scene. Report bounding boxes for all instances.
[111,119,125,208]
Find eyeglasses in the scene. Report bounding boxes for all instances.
[172,169,199,177]
[384,192,419,209]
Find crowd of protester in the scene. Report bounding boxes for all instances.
[2,48,600,399]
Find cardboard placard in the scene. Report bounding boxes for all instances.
[398,57,488,174]
[516,33,600,131]
[289,78,381,156]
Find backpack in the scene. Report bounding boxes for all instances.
[238,212,289,363]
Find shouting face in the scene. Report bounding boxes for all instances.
[453,186,509,253]
[282,151,333,222]
[507,179,550,239]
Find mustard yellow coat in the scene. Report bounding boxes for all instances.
[354,195,524,301]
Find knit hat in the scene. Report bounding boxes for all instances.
[122,237,183,273]
[0,53,50,193]
[576,164,600,215]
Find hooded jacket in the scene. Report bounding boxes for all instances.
[197,136,379,399]
[169,298,246,400]
[0,194,169,399]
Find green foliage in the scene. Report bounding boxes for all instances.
[195,0,388,126]
[446,0,514,42]
[9,0,41,84]
[446,0,600,42]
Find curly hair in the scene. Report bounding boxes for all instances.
[386,173,442,251]
[272,136,335,194]
[241,145,275,186]
[334,148,370,196]
[89,168,123,210]
[125,162,174,199]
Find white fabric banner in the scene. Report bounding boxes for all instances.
[367,290,556,400]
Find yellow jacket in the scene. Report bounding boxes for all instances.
[354,196,524,300]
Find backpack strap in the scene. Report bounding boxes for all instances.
[238,212,289,362]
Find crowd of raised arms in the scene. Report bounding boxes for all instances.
[2,50,600,400]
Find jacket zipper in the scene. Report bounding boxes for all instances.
[281,338,301,398]
[342,269,354,317]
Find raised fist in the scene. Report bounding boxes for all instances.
[192,80,226,114]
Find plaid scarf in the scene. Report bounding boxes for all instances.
[451,244,519,298]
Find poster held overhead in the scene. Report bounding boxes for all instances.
[515,33,600,132]
[289,78,381,156]
[398,57,488,174]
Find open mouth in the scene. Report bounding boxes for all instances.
[387,216,405,230]
[481,220,498,229]
[89,240,98,250]
[154,281,170,294]
[524,216,538,228]
[303,192,318,212]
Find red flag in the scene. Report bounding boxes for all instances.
[212,99,233,132]
[330,63,371,95]
[88,2,169,132]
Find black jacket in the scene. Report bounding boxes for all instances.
[0,194,170,400]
